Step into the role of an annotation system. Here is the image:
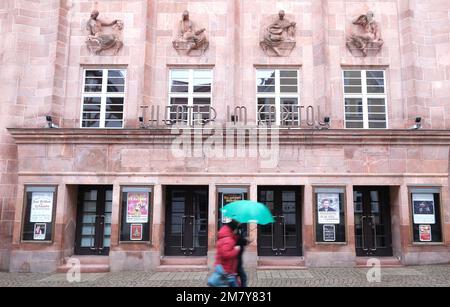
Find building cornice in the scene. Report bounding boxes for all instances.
[7,128,450,146]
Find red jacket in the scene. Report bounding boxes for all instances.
[215,225,239,274]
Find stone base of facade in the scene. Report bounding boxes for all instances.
[9,250,61,273]
[110,250,160,272]
[243,251,258,269]
[0,250,10,272]
[207,250,215,269]
[304,251,356,267]
[403,251,450,266]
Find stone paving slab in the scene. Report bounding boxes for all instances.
[0,265,449,287]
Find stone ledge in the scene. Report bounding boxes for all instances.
[8,128,450,146]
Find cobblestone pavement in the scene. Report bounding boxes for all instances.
[0,265,449,287]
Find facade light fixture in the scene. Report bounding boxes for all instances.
[412,117,422,130]
[318,117,331,129]
[46,116,59,128]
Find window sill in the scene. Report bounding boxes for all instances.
[411,242,445,246]
[314,242,348,246]
[20,240,54,244]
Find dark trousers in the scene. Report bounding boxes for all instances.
[237,262,247,287]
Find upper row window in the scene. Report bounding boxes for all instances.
[257,69,299,126]
[343,70,387,129]
[80,68,386,129]
[82,69,126,128]
[168,69,213,125]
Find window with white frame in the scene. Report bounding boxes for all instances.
[256,69,300,126]
[81,69,126,128]
[168,69,213,125]
[343,70,387,129]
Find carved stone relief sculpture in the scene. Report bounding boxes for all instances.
[86,10,124,55]
[346,11,383,57]
[172,10,209,56]
[260,10,296,57]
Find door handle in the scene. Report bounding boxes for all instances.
[180,215,187,251]
[90,215,99,251]
[98,215,106,251]
[189,215,195,252]
[361,216,368,251]
[271,216,277,253]
[279,216,286,251]
[369,215,377,251]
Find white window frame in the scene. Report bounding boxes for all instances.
[168,68,213,125]
[256,69,300,126]
[343,69,388,129]
[81,68,127,129]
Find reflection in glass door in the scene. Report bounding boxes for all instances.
[75,186,112,255]
[354,187,392,256]
[258,187,301,256]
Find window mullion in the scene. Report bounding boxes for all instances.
[275,70,281,125]
[98,69,107,128]
[362,70,369,129]
[81,70,86,128]
[189,69,194,125]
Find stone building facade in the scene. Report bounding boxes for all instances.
[0,0,449,272]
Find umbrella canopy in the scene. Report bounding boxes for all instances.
[220,200,274,225]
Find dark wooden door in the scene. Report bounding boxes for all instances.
[75,186,112,255]
[258,187,301,256]
[165,186,208,256]
[354,187,393,257]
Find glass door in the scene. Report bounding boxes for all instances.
[258,187,301,256]
[354,187,392,256]
[75,186,112,255]
[165,186,208,256]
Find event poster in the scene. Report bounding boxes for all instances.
[317,193,340,224]
[30,192,54,223]
[412,194,435,224]
[33,223,46,240]
[126,193,149,223]
[221,193,244,223]
[130,224,143,241]
[419,225,432,242]
[323,224,336,242]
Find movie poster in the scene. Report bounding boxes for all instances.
[130,224,143,241]
[412,194,435,224]
[317,193,340,224]
[126,193,149,224]
[33,223,46,240]
[419,225,432,242]
[323,224,336,242]
[30,192,54,223]
[221,193,244,223]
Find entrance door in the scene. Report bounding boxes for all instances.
[258,187,301,256]
[165,186,208,256]
[354,187,392,256]
[75,186,112,255]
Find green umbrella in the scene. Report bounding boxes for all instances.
[220,200,275,225]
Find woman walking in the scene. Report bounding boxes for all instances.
[213,220,241,287]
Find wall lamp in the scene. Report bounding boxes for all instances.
[318,117,330,129]
[139,116,148,129]
[412,117,422,130]
[46,115,59,128]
